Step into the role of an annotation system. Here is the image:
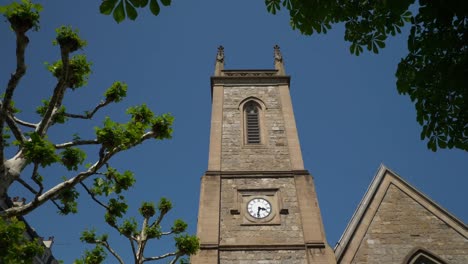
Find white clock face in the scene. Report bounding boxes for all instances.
[247,198,272,219]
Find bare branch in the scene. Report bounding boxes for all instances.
[64,100,112,119]
[149,210,167,229]
[36,46,70,136]
[2,108,27,144]
[51,199,68,214]
[15,177,66,214]
[13,116,37,128]
[96,240,124,264]
[168,254,182,264]
[143,252,179,262]
[15,177,38,195]
[55,139,99,149]
[0,30,29,162]
[31,164,43,199]
[136,216,150,261]
[1,151,111,217]
[1,130,156,217]
[129,238,137,260]
[79,182,109,210]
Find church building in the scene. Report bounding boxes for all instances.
[191,46,468,264]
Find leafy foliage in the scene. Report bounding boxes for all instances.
[99,0,172,23]
[0,217,44,264]
[139,201,156,218]
[60,147,87,171]
[104,81,127,103]
[47,54,92,89]
[22,132,60,167]
[54,25,87,52]
[396,1,468,151]
[0,1,188,263]
[36,99,67,124]
[171,219,188,234]
[75,245,107,264]
[95,107,173,151]
[263,0,467,151]
[79,196,199,263]
[0,0,42,32]
[56,186,80,215]
[175,234,200,255]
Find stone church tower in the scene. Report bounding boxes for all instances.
[191,46,336,264]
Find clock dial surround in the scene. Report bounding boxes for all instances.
[247,198,272,219]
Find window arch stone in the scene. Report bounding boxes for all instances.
[404,248,447,264]
[239,97,266,146]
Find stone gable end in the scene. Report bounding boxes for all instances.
[351,184,468,264]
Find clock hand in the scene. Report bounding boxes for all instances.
[256,206,267,217]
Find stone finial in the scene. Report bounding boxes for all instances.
[274,45,285,75]
[214,45,225,76]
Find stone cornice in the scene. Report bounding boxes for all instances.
[204,170,310,178]
[211,70,291,88]
[199,242,326,251]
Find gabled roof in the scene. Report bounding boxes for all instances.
[334,164,468,263]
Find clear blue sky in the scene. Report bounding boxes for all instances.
[1,1,467,263]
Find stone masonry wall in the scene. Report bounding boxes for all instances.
[219,250,307,264]
[220,177,304,246]
[352,184,468,264]
[221,86,291,171]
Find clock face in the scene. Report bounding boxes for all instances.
[247,198,272,219]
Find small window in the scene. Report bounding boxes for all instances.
[245,101,261,144]
[412,255,438,264]
[406,249,446,264]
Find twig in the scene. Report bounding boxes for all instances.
[55,139,99,149]
[144,252,178,262]
[79,182,109,210]
[15,177,38,195]
[64,100,111,119]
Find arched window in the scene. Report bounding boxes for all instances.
[244,101,261,144]
[406,249,446,264]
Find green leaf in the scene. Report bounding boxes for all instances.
[149,0,160,16]
[100,0,118,15]
[113,0,126,23]
[125,1,138,20]
[129,0,143,7]
[160,0,171,6]
[350,43,356,55]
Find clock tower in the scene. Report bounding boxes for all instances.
[191,46,336,264]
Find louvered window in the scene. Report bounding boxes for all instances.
[245,102,261,144]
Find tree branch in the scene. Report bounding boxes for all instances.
[1,131,156,217]
[0,102,28,144]
[64,100,112,119]
[96,240,124,264]
[168,254,182,264]
[31,163,43,198]
[55,139,99,149]
[79,182,109,210]
[0,150,112,217]
[5,113,27,144]
[36,46,70,136]
[0,30,29,162]
[136,216,150,262]
[129,237,137,257]
[143,252,178,262]
[15,177,38,195]
[13,116,37,128]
